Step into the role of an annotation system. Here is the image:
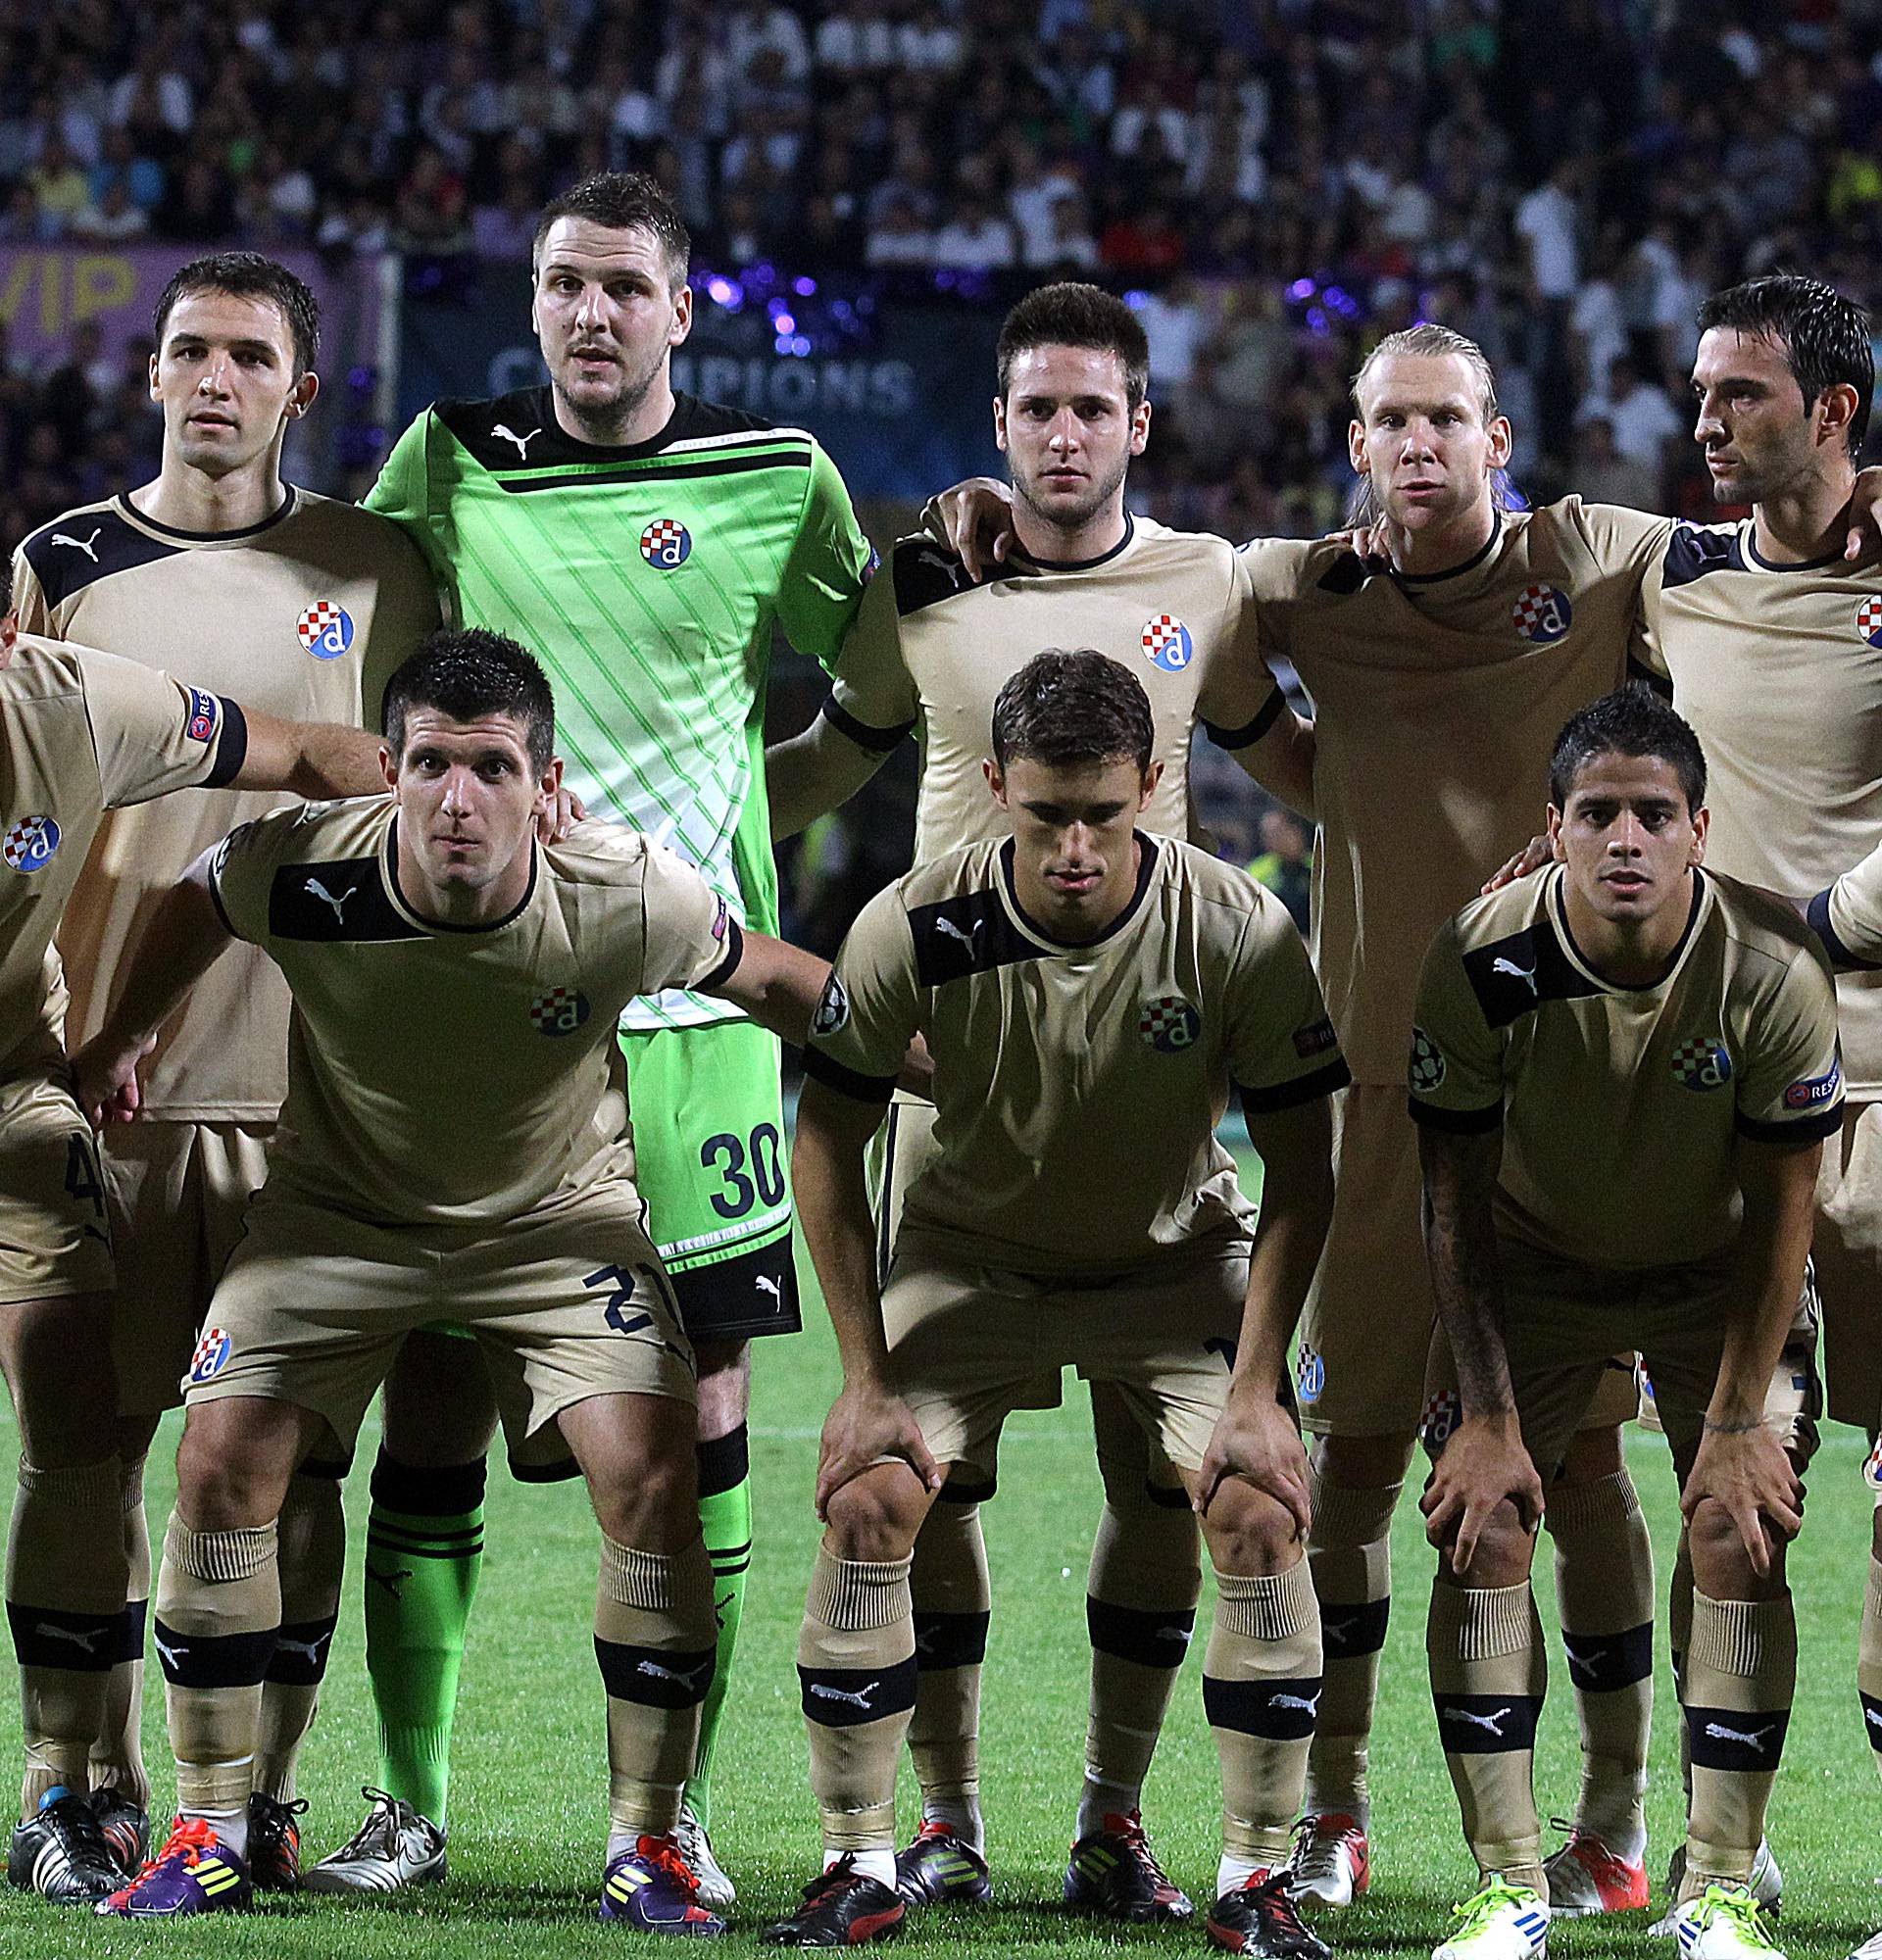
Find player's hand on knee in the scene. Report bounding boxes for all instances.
[1481,832,1552,896]
[1681,1424,1803,1580]
[70,1030,153,1128]
[1419,1413,1543,1576]
[920,477,1013,582]
[815,1383,940,1521]
[1194,1383,1311,1541]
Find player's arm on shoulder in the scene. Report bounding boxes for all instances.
[701,926,832,1049]
[226,704,387,801]
[922,475,1014,584]
[69,837,242,1127]
[767,572,912,840]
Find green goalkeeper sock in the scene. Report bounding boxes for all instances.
[363,1450,486,1830]
[687,1426,751,1834]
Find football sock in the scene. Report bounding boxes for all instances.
[1304,1469,1399,1826]
[9,1454,127,1816]
[687,1425,751,1835]
[255,1468,344,1804]
[91,1451,151,1806]
[1859,1554,1882,1782]
[155,1517,278,1827]
[595,1535,717,1843]
[1680,1592,1793,1894]
[363,1449,485,1830]
[908,1479,990,1850]
[1428,1577,1547,1896]
[1079,1430,1200,1841]
[1547,1469,1653,1860]
[1204,1557,1322,1874]
[798,1544,915,1857]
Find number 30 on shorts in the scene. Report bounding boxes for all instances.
[699,1123,785,1220]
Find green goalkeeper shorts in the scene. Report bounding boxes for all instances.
[620,1016,800,1344]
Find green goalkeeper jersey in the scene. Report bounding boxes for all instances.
[366,384,874,1032]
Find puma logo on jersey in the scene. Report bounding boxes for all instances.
[935,918,982,951]
[50,528,101,561]
[276,1631,332,1664]
[1442,1703,1513,1737]
[1268,1689,1322,1715]
[809,1679,880,1710]
[636,1655,713,1690]
[492,423,542,460]
[755,1275,782,1303]
[304,877,357,923]
[33,1620,106,1654]
[1491,956,1538,994]
[1704,1719,1776,1749]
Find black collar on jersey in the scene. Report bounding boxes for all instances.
[113,485,298,542]
[1391,508,1503,586]
[1007,513,1136,573]
[382,816,540,935]
[1742,510,1853,574]
[1551,863,1706,993]
[999,831,1158,951]
[442,385,777,472]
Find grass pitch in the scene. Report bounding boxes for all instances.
[0,1152,1876,1958]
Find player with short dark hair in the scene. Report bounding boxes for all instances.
[768,283,1302,1918]
[323,170,876,1901]
[76,630,838,1928]
[994,282,1152,414]
[151,251,323,378]
[1412,690,1834,1960]
[770,648,1346,1951]
[1693,274,1873,460]
[382,627,557,771]
[0,623,389,1907]
[9,248,438,1895]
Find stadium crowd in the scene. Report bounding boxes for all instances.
[6,0,1882,562]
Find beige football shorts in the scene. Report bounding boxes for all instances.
[1422,1246,1820,1483]
[182,1177,696,1468]
[0,1065,115,1303]
[106,1119,272,1416]
[882,1240,1266,1476]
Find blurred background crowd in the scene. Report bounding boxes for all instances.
[1,0,1877,933]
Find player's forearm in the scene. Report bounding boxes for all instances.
[1419,1126,1515,1418]
[1709,1140,1821,1431]
[764,716,886,841]
[234,711,385,802]
[715,931,830,1047]
[93,862,235,1054]
[792,1098,894,1388]
[1233,1117,1334,1383]
[1229,710,1317,823]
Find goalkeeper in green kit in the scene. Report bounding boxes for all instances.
[304,172,875,1907]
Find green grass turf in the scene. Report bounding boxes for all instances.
[0,1149,1876,1956]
